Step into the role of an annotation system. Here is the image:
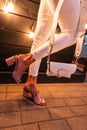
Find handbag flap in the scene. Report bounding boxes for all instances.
[49,62,77,78]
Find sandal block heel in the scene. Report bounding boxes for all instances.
[5,55,17,66]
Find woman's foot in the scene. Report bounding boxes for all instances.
[23,76,46,106]
[5,53,35,84]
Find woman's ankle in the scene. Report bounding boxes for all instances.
[24,75,37,90]
[27,75,37,84]
[24,54,36,66]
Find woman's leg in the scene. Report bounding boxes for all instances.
[29,0,54,76]
[24,0,80,105]
[23,0,54,105]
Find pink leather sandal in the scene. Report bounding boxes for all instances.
[5,54,35,84]
[23,86,46,106]
[5,54,28,84]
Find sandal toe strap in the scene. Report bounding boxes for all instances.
[33,92,45,105]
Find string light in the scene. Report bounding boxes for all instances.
[3,0,14,13]
[28,24,36,39]
[85,23,87,30]
[2,0,35,39]
[28,31,35,39]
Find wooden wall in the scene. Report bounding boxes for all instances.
[0,0,39,58]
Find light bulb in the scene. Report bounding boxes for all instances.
[28,32,35,39]
[3,3,14,13]
[85,23,87,30]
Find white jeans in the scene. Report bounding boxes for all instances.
[29,0,81,76]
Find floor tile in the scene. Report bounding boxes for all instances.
[39,119,70,130]
[21,109,51,124]
[48,107,74,119]
[67,116,87,130]
[0,112,21,128]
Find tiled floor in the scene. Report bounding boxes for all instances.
[0,83,87,130]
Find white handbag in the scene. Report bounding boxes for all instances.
[46,62,77,78]
[46,0,83,78]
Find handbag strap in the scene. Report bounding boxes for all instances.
[47,0,64,71]
[74,1,84,63]
[74,32,84,62]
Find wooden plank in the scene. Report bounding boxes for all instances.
[0,11,36,33]
[0,0,39,19]
[0,29,33,46]
[0,44,31,58]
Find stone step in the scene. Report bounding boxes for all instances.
[0,70,86,84]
